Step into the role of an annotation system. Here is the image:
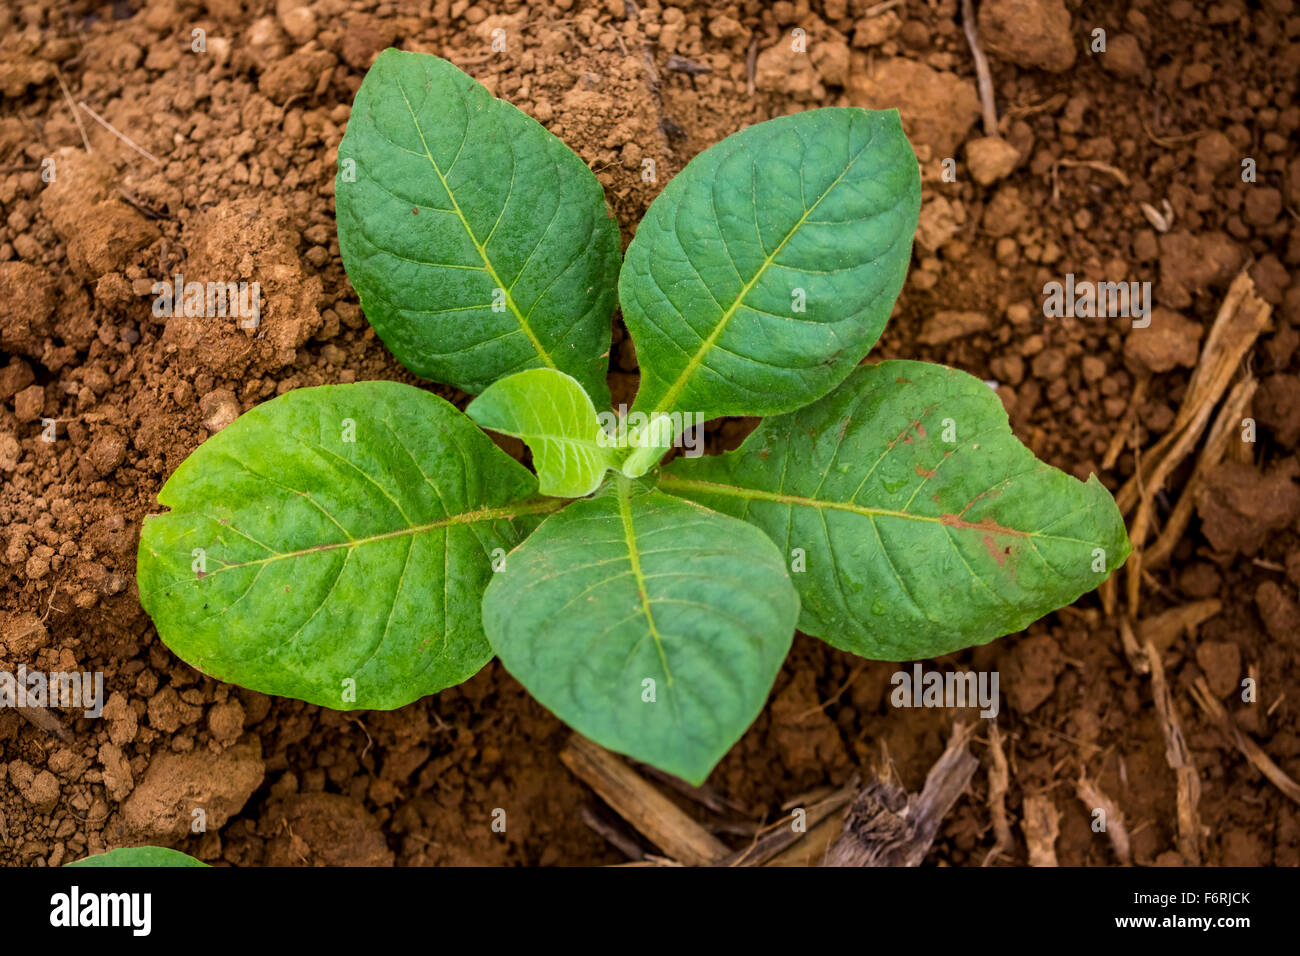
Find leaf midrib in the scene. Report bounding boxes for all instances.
[648,136,874,417]
[167,498,563,579]
[615,476,673,685]
[393,75,558,372]
[657,474,1100,547]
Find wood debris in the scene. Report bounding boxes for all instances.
[825,722,977,866]
[1021,794,1060,867]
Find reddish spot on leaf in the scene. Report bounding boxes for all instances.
[915,464,936,479]
[941,513,1026,538]
[982,534,1005,565]
[916,423,927,437]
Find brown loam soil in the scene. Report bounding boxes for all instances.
[1,0,1298,866]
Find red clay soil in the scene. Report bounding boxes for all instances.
[1,0,1298,866]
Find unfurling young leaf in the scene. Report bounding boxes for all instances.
[620,107,920,430]
[137,382,559,710]
[467,369,619,498]
[483,479,799,785]
[336,49,620,403]
[660,360,1132,661]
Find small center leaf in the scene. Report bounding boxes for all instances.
[467,368,619,498]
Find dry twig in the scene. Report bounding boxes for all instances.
[982,721,1013,865]
[960,0,998,136]
[560,734,727,865]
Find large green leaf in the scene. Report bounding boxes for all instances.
[660,360,1130,661]
[467,369,618,498]
[482,479,799,784]
[66,847,208,868]
[336,49,620,404]
[621,107,919,427]
[137,382,559,710]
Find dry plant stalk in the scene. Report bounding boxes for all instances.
[1116,270,1271,516]
[825,722,977,866]
[716,780,856,867]
[1189,677,1300,806]
[1117,615,1149,675]
[1101,374,1150,470]
[765,813,843,866]
[1144,641,1203,863]
[1075,774,1132,865]
[1137,600,1222,655]
[1144,377,1257,569]
[1117,271,1270,618]
[982,721,1014,865]
[560,734,728,865]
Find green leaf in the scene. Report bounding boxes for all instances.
[482,478,799,784]
[620,107,919,427]
[467,369,619,498]
[66,847,208,868]
[137,381,559,710]
[660,360,1130,661]
[336,49,620,404]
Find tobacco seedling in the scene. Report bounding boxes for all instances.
[137,50,1129,784]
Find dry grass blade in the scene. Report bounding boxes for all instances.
[1189,677,1300,806]
[77,101,162,165]
[54,66,92,153]
[960,0,998,136]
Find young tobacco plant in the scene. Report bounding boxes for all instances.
[137,50,1129,784]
